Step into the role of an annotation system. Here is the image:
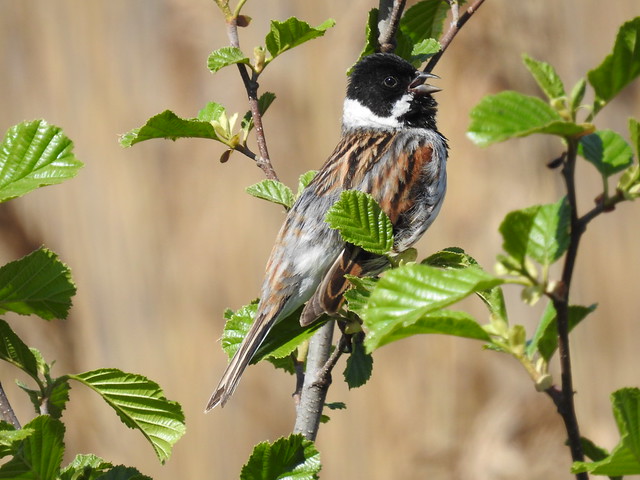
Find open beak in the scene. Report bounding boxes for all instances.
[409,72,441,95]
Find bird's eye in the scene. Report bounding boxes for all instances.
[382,76,398,88]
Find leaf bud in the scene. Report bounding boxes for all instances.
[254,46,266,73]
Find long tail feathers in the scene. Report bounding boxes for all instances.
[205,301,284,411]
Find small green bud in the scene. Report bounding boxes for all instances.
[535,374,553,392]
[343,318,362,335]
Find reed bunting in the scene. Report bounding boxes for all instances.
[206,53,447,411]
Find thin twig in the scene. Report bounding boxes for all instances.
[234,144,258,161]
[546,145,627,479]
[0,383,20,429]
[377,0,407,53]
[448,0,460,25]
[579,190,624,226]
[424,0,487,73]
[315,334,348,384]
[546,139,588,480]
[223,14,279,181]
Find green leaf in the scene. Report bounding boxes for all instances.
[409,38,441,66]
[630,118,640,159]
[573,388,640,476]
[0,319,40,381]
[499,197,570,268]
[422,247,478,269]
[325,190,394,255]
[527,302,596,361]
[619,119,640,200]
[618,164,640,200]
[613,388,640,459]
[569,78,587,113]
[522,54,566,100]
[264,17,335,60]
[0,120,83,203]
[400,0,450,44]
[196,102,227,123]
[95,466,152,480]
[0,248,76,320]
[588,17,640,112]
[391,29,415,64]
[363,264,502,351]
[477,285,510,335]
[221,301,258,359]
[351,9,379,71]
[422,248,509,330]
[0,423,34,458]
[19,373,71,420]
[0,415,65,480]
[68,369,186,464]
[467,91,588,146]
[372,309,491,350]
[120,109,221,147]
[325,402,346,411]
[343,275,378,317]
[611,388,640,456]
[221,302,324,364]
[240,434,321,480]
[60,454,113,480]
[246,179,295,208]
[297,170,317,196]
[580,437,612,462]
[265,355,297,375]
[578,130,634,177]
[46,378,71,419]
[207,46,251,74]
[257,308,325,362]
[573,445,640,476]
[343,337,373,389]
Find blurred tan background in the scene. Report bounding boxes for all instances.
[0,1,638,479]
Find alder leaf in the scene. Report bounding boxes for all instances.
[0,120,83,202]
[241,434,321,480]
[588,17,640,113]
[467,91,588,146]
[265,18,335,60]
[207,46,251,74]
[325,190,393,255]
[69,369,185,464]
[0,248,76,320]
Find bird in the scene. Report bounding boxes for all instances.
[206,53,448,411]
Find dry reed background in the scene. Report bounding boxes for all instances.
[0,1,639,479]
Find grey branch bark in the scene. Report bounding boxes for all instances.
[377,0,407,52]
[293,0,406,440]
[291,0,407,441]
[293,320,335,440]
[0,383,20,429]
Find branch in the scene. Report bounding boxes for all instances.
[293,320,336,441]
[223,13,279,181]
[424,0,487,73]
[0,383,20,429]
[579,190,625,226]
[547,139,588,480]
[377,0,407,53]
[291,5,409,440]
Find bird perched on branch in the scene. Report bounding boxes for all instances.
[206,53,447,411]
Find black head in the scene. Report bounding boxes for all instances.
[344,53,440,130]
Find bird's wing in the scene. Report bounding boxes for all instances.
[300,243,387,326]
